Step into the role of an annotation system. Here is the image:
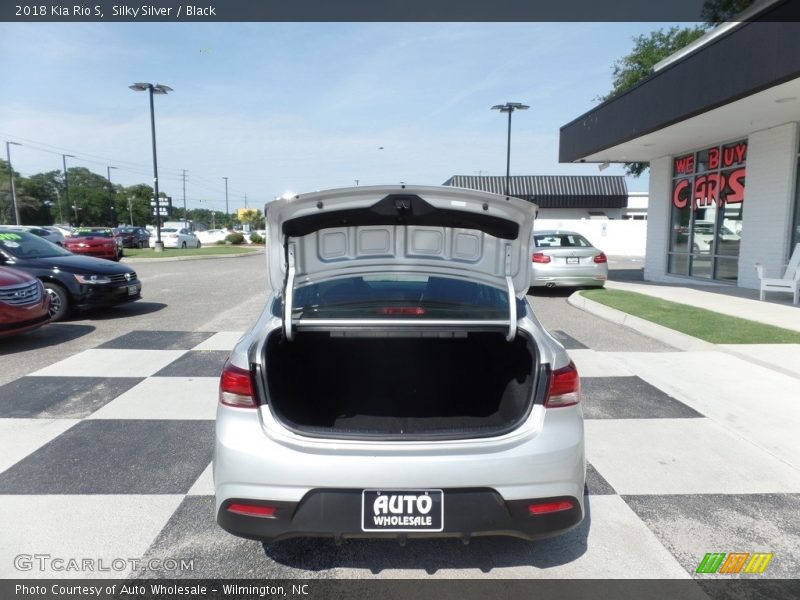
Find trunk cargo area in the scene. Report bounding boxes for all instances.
[264,331,537,438]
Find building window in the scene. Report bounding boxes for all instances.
[668,140,746,282]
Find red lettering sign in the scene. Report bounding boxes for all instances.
[674,155,694,175]
[722,142,747,168]
[672,179,690,209]
[725,168,746,204]
[708,147,720,170]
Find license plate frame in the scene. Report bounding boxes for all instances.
[566,257,580,264]
[127,285,138,296]
[361,489,444,532]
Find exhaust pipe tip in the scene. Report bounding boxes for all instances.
[546,282,556,288]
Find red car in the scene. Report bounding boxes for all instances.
[63,228,122,261]
[0,266,51,337]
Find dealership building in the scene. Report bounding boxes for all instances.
[559,0,800,289]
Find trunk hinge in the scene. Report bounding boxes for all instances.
[504,244,516,342]
[283,242,296,341]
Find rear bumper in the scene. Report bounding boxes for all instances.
[214,403,585,541]
[217,489,583,543]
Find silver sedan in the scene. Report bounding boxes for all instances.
[530,230,608,288]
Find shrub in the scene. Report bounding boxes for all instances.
[215,240,227,245]
[249,233,264,244]
[225,232,245,245]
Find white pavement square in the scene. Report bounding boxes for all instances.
[187,463,214,496]
[0,418,79,474]
[585,418,800,495]
[0,495,184,579]
[31,349,187,378]
[567,349,635,377]
[191,332,243,352]
[88,377,219,420]
[610,351,800,471]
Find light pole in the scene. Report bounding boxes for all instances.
[491,102,529,196]
[62,154,75,225]
[223,177,229,225]
[5,141,21,225]
[129,82,172,251]
[107,165,118,226]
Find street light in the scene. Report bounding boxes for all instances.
[62,154,75,225]
[5,141,21,225]
[129,82,172,251]
[107,166,118,226]
[491,102,529,196]
[223,177,229,224]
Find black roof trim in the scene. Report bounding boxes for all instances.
[442,175,628,209]
[559,0,800,163]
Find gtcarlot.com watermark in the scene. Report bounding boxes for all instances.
[14,553,194,573]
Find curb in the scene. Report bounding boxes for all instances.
[568,290,800,380]
[567,291,716,352]
[121,249,264,264]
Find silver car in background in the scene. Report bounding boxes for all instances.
[530,230,608,288]
[214,185,585,543]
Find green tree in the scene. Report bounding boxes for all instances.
[19,171,62,225]
[118,184,155,227]
[238,208,264,230]
[599,0,755,177]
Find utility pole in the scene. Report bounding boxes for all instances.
[244,193,248,209]
[107,165,118,226]
[182,169,188,228]
[223,176,229,224]
[5,141,21,225]
[62,154,75,225]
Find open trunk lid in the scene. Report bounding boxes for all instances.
[267,185,537,340]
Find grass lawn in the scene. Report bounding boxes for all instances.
[581,288,800,344]
[123,245,263,259]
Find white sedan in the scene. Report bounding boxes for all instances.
[150,227,201,249]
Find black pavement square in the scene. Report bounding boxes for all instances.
[581,376,703,419]
[551,330,588,350]
[154,350,230,377]
[584,462,616,496]
[623,494,800,578]
[0,419,214,494]
[0,376,143,418]
[97,330,215,351]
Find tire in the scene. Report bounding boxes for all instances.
[197,241,201,249]
[43,282,69,322]
[138,241,144,249]
[181,241,187,249]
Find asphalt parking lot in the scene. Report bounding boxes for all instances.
[0,253,798,580]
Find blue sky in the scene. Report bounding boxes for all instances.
[0,22,681,213]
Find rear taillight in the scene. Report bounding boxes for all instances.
[219,360,256,408]
[593,252,607,263]
[545,361,580,408]
[528,500,574,515]
[226,503,277,518]
[532,252,551,263]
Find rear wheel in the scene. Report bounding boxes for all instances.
[43,282,69,322]
[181,241,187,249]
[138,241,144,249]
[197,241,201,249]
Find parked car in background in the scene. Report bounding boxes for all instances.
[196,229,229,245]
[0,265,51,336]
[215,185,585,543]
[691,221,741,253]
[530,230,608,288]
[115,226,151,249]
[63,228,122,261]
[0,225,65,246]
[151,227,201,249]
[0,230,141,321]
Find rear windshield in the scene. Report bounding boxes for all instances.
[0,231,72,258]
[73,229,113,238]
[534,233,592,248]
[289,273,520,319]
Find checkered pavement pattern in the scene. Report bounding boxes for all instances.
[0,330,798,579]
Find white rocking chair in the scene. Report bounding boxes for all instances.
[755,243,800,305]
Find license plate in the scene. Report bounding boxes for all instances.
[127,285,138,296]
[566,257,580,264]
[362,489,443,532]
